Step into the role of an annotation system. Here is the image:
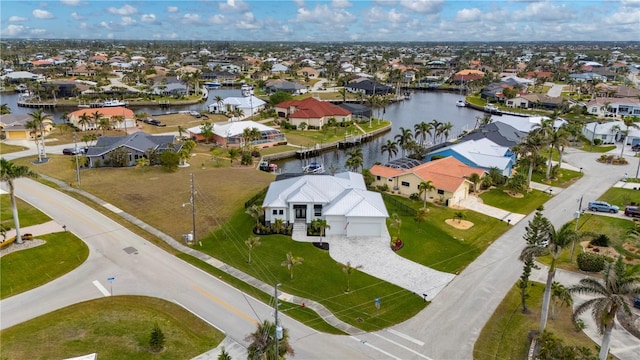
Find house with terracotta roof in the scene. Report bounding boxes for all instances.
[274,97,351,128]
[68,107,135,131]
[369,157,485,207]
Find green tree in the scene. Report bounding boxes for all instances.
[413,121,432,147]
[394,127,413,157]
[380,140,398,162]
[245,236,261,264]
[453,211,465,223]
[418,180,435,209]
[523,207,552,247]
[0,158,38,244]
[200,121,214,144]
[518,249,539,313]
[245,320,294,360]
[245,204,263,228]
[314,218,330,243]
[28,109,52,161]
[342,261,363,293]
[149,323,165,353]
[97,117,111,135]
[618,117,640,158]
[389,213,402,240]
[569,257,640,360]
[269,91,293,105]
[345,147,363,172]
[0,104,11,115]
[78,113,91,131]
[217,347,232,360]
[550,281,573,321]
[228,148,240,165]
[468,173,481,193]
[160,150,180,172]
[281,251,304,280]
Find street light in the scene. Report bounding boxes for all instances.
[182,173,196,244]
[73,132,81,186]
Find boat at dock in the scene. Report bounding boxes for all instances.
[102,99,127,107]
[303,161,325,174]
[204,81,222,89]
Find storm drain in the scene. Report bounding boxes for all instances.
[123,246,138,255]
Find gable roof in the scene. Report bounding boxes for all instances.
[460,122,526,147]
[432,138,512,170]
[262,172,388,218]
[86,132,175,157]
[276,97,351,118]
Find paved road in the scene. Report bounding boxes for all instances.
[387,146,639,359]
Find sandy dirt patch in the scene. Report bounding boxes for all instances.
[445,219,474,230]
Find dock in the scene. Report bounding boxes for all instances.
[17,100,57,109]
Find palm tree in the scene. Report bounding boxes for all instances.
[28,109,52,160]
[245,236,261,264]
[345,147,364,172]
[618,117,640,158]
[413,121,431,147]
[380,139,398,162]
[77,113,90,132]
[25,120,42,162]
[245,320,294,360]
[1,158,38,244]
[521,221,577,332]
[429,119,442,144]
[569,256,640,360]
[439,121,454,143]
[394,127,413,157]
[418,180,435,209]
[97,117,111,135]
[200,121,214,144]
[389,213,402,239]
[214,95,224,113]
[0,104,10,114]
[245,204,263,228]
[454,211,465,223]
[468,173,481,193]
[281,251,304,280]
[338,87,347,102]
[342,261,363,293]
[517,131,545,188]
[550,281,572,321]
[177,126,186,139]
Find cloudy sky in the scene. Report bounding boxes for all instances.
[1,0,639,42]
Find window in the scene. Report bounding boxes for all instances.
[279,210,284,215]
[314,205,322,216]
[388,178,393,182]
[437,189,445,195]
[376,176,381,180]
[401,181,410,187]
[272,210,277,215]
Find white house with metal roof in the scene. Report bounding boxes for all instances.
[262,172,389,238]
[582,120,640,145]
[207,95,266,118]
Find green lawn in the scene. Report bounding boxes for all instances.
[384,194,509,273]
[1,232,89,298]
[597,187,640,208]
[195,206,427,332]
[0,296,225,360]
[1,194,52,229]
[479,188,549,215]
[474,282,598,360]
[0,143,29,154]
[281,120,391,147]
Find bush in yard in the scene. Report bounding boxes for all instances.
[589,234,610,247]
[160,151,180,172]
[149,323,165,353]
[409,193,420,201]
[577,252,606,272]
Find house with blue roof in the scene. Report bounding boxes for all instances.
[424,138,515,177]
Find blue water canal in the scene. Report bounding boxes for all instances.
[3,90,488,172]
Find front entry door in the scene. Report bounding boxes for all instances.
[294,205,306,220]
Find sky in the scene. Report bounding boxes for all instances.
[1,0,639,42]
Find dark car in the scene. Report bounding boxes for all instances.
[624,206,640,218]
[632,144,640,152]
[62,148,82,155]
[634,297,640,309]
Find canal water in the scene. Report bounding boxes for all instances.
[2,89,486,173]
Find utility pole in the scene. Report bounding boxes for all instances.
[73,132,81,186]
[570,195,583,263]
[190,173,196,242]
[274,283,282,359]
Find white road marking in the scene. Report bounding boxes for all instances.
[374,333,432,359]
[387,329,425,346]
[92,280,110,296]
[350,336,403,360]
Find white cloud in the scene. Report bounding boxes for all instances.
[332,0,352,8]
[455,8,482,23]
[235,12,262,29]
[141,14,157,23]
[296,4,355,24]
[513,2,574,21]
[70,12,83,20]
[399,0,444,14]
[30,28,47,35]
[167,6,179,13]
[33,9,54,19]
[79,22,87,29]
[293,0,305,7]
[219,0,250,13]
[182,13,201,24]
[9,16,27,22]
[210,14,226,24]
[100,21,111,30]
[108,5,137,16]
[387,8,407,23]
[121,16,136,26]
[107,33,114,39]
[3,24,25,36]
[60,0,81,6]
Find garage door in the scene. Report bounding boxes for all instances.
[346,219,383,237]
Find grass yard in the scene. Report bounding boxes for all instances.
[0,296,224,360]
[479,188,549,215]
[474,282,598,360]
[384,194,509,273]
[579,144,617,153]
[12,155,275,241]
[0,143,29,154]
[1,194,51,229]
[195,206,427,332]
[530,168,583,188]
[597,187,640,208]
[1,232,89,299]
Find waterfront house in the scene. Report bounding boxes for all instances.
[458,122,526,148]
[345,79,393,95]
[584,97,640,118]
[186,120,285,148]
[68,107,135,131]
[425,138,515,177]
[265,79,307,95]
[582,120,640,145]
[274,97,351,128]
[208,95,266,118]
[370,156,485,207]
[0,113,54,140]
[262,172,389,238]
[85,132,179,168]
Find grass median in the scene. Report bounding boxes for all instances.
[0,296,225,360]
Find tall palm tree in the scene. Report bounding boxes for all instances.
[245,204,263,228]
[28,109,52,160]
[25,120,42,162]
[569,256,640,360]
[1,158,38,244]
[618,117,640,158]
[214,95,224,113]
[77,112,90,131]
[91,110,103,131]
[244,236,261,264]
[342,261,363,293]
[521,221,577,332]
[439,121,454,143]
[468,173,481,193]
[517,131,545,188]
[97,117,111,135]
[345,147,363,172]
[337,87,347,102]
[413,121,431,147]
[380,139,398,162]
[418,180,435,209]
[394,127,413,157]
[281,251,304,280]
[550,281,572,321]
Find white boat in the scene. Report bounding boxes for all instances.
[303,161,325,174]
[484,104,499,113]
[455,76,466,107]
[204,81,222,89]
[456,99,466,107]
[102,99,127,107]
[241,84,253,97]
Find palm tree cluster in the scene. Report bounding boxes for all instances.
[380,120,455,163]
[26,109,52,162]
[0,158,39,244]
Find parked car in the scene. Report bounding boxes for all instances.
[634,297,640,309]
[189,111,202,118]
[632,144,640,152]
[624,206,640,217]
[588,201,619,213]
[62,147,86,155]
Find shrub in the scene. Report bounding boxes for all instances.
[409,193,420,201]
[577,252,606,272]
[149,323,165,353]
[590,234,610,247]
